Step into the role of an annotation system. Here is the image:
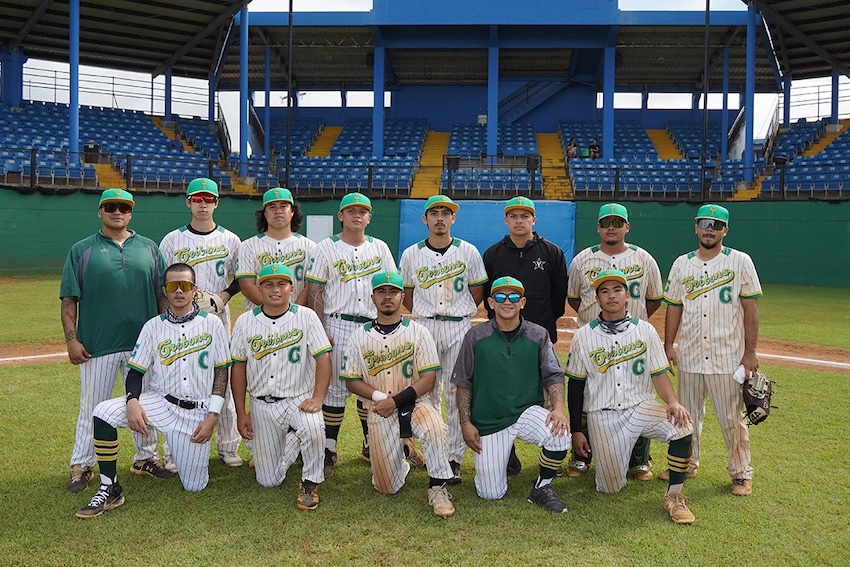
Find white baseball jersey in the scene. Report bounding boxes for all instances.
[399,238,488,318]
[305,235,397,318]
[567,244,663,326]
[160,226,240,296]
[664,246,762,374]
[236,233,316,308]
[230,304,332,398]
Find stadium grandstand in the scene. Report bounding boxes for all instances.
[1,0,850,202]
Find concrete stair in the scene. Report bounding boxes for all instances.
[92,163,126,190]
[222,160,256,195]
[803,119,850,157]
[307,126,342,158]
[729,178,763,201]
[536,133,571,200]
[646,129,683,160]
[410,131,449,198]
[151,115,193,152]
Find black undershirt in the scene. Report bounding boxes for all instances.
[186,224,217,236]
[425,239,451,255]
[261,308,288,320]
[373,320,402,335]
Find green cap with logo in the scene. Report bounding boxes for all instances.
[591,268,628,289]
[424,194,459,214]
[598,203,628,221]
[504,196,535,214]
[340,192,372,212]
[186,177,219,197]
[371,271,404,290]
[98,188,135,208]
[257,263,293,283]
[263,187,293,207]
[490,276,525,294]
[695,203,730,224]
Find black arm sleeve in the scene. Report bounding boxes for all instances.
[225,277,241,297]
[125,368,144,401]
[567,378,586,433]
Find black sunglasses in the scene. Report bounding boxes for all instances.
[102,202,132,214]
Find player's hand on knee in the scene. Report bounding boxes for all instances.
[191,414,217,444]
[66,339,90,365]
[127,400,149,435]
[299,396,322,413]
[666,402,692,426]
[545,410,570,437]
[461,422,481,454]
[572,432,591,457]
[237,413,254,440]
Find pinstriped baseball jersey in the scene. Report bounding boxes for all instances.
[230,304,332,398]
[664,246,762,374]
[159,226,240,296]
[340,318,440,408]
[565,318,670,412]
[399,238,488,318]
[567,244,663,326]
[128,312,232,400]
[305,235,397,318]
[236,234,316,307]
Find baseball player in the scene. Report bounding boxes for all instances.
[230,263,331,510]
[482,196,568,477]
[566,203,664,480]
[661,204,762,496]
[565,269,695,524]
[400,194,487,483]
[341,271,456,518]
[452,277,571,514]
[74,263,232,518]
[60,188,169,493]
[237,187,316,308]
[159,177,243,469]
[305,192,397,477]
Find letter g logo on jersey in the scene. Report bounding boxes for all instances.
[632,358,645,375]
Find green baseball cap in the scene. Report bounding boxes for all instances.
[591,268,628,289]
[490,276,525,294]
[598,203,628,221]
[186,177,219,197]
[263,187,294,207]
[98,188,135,208]
[340,192,372,212]
[504,196,535,214]
[257,263,293,284]
[371,271,404,290]
[695,204,730,224]
[424,194,459,214]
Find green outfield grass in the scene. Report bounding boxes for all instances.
[0,362,847,565]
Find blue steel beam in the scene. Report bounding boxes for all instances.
[69,0,79,165]
[721,47,729,163]
[239,5,249,177]
[755,17,783,90]
[372,46,385,158]
[164,68,172,121]
[744,4,755,183]
[487,26,498,161]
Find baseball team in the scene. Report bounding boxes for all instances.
[61,181,761,524]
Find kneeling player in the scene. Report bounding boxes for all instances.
[565,269,695,524]
[230,263,331,510]
[342,272,456,518]
[75,263,232,518]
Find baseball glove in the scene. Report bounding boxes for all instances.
[194,290,226,314]
[742,369,773,425]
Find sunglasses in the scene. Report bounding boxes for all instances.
[599,217,626,229]
[492,292,522,304]
[102,202,132,214]
[189,195,217,204]
[697,219,727,231]
[164,280,194,292]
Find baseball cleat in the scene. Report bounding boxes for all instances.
[428,485,455,518]
[507,444,522,477]
[163,454,178,473]
[219,451,243,467]
[404,439,426,469]
[296,480,320,510]
[67,464,93,493]
[527,484,568,513]
[566,458,589,478]
[447,460,462,485]
[627,464,653,482]
[730,478,752,496]
[131,458,174,479]
[75,482,125,519]
[663,492,695,524]
[323,449,337,478]
[359,441,371,463]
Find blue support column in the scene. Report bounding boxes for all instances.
[487,43,498,162]
[831,71,839,125]
[208,78,216,124]
[69,0,80,165]
[0,47,26,107]
[164,68,172,121]
[372,45,385,158]
[783,77,791,128]
[238,6,249,177]
[744,4,756,182]
[602,46,615,160]
[721,47,730,163]
[264,46,271,157]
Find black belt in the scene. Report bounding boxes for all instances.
[425,315,465,322]
[165,394,204,410]
[256,395,285,404]
[331,313,371,323]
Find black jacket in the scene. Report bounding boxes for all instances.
[482,232,568,343]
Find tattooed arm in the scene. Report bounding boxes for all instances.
[457,386,481,454]
[192,366,229,444]
[307,281,333,345]
[61,296,90,365]
[544,382,569,436]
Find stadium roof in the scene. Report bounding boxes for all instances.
[1,1,849,92]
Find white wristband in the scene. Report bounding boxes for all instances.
[208,395,225,415]
[371,390,388,402]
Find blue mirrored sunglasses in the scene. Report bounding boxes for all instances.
[492,292,522,304]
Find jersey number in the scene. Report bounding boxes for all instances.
[453,276,465,292]
[289,347,302,364]
[629,281,641,300]
[402,360,414,379]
